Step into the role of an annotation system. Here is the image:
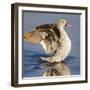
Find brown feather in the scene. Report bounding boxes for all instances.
[36,24,60,38]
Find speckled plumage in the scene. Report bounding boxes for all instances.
[40,19,72,62]
[24,19,72,63]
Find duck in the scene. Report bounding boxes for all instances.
[24,19,72,63]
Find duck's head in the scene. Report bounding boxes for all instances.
[56,19,71,28]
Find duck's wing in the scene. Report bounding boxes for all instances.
[52,25,60,38]
[36,24,54,29]
[36,24,60,38]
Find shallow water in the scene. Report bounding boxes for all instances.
[23,43,80,77]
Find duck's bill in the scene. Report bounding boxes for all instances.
[65,22,72,27]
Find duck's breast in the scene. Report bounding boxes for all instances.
[59,34,71,60]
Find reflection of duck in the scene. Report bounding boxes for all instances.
[43,61,71,76]
[24,19,71,63]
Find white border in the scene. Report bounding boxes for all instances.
[18,6,86,84]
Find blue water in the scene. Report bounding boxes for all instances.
[23,43,80,77]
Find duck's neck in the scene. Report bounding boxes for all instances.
[57,25,68,38]
[57,26,66,34]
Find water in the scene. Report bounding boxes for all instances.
[23,43,80,77]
